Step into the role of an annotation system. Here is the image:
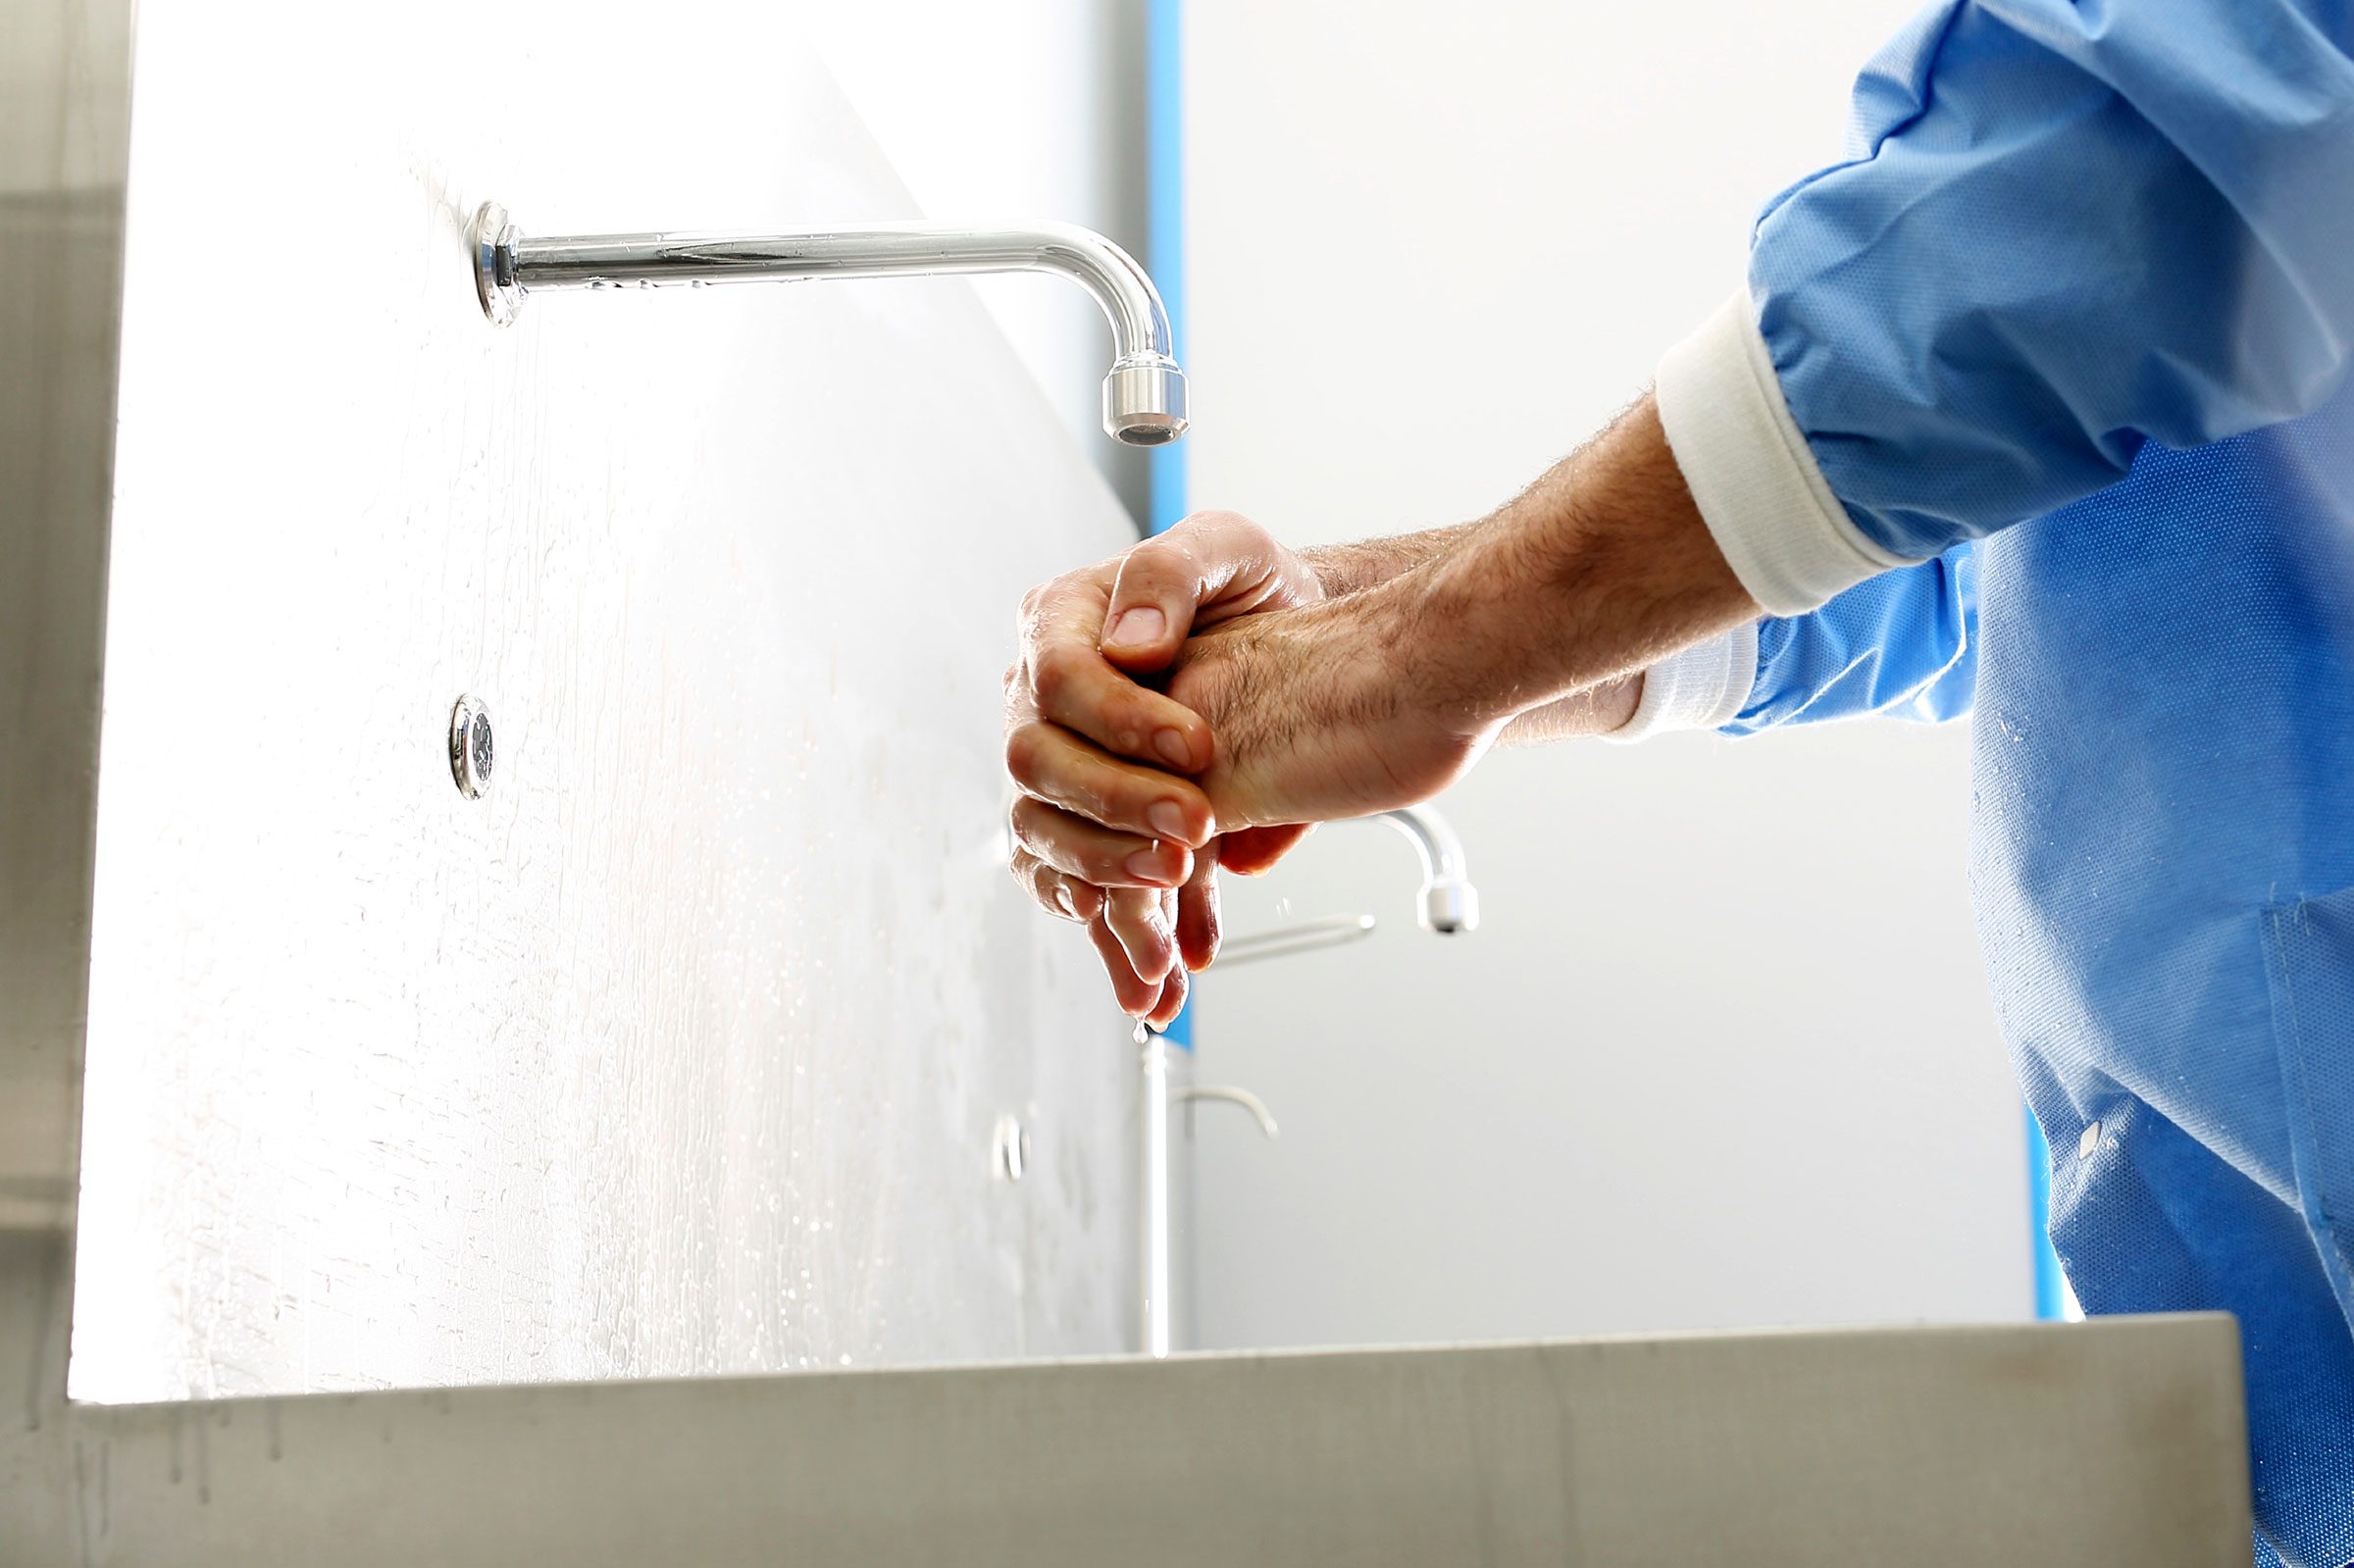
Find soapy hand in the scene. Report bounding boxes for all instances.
[1003,512,1325,1025]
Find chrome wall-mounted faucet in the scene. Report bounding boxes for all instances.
[470,203,1188,447]
[1216,805,1480,967]
[1378,805,1478,936]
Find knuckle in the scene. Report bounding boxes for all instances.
[1003,723,1048,788]
[1125,534,1189,581]
[1012,855,1049,902]
[1073,777,1124,831]
[1031,643,1087,707]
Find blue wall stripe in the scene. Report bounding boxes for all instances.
[1147,0,1189,539]
[2024,1103,2066,1319]
[1146,0,1194,1049]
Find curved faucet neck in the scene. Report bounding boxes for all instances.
[471,205,1186,446]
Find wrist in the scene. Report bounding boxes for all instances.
[1498,674,1644,745]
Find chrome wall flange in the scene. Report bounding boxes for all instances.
[472,202,523,328]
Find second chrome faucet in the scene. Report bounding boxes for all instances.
[1217,805,1480,967]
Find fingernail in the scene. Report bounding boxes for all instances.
[1153,729,1194,768]
[1104,606,1165,649]
[1148,800,1191,840]
[1125,848,1174,884]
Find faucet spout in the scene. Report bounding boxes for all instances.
[1377,805,1479,935]
[471,204,1188,446]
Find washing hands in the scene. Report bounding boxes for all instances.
[1002,511,1325,1027]
[1002,396,1753,1022]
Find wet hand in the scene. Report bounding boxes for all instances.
[1164,569,1496,835]
[1003,512,1321,1023]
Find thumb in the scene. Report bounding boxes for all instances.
[1100,511,1290,672]
[1099,530,1204,671]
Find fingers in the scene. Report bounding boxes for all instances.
[1082,887,1184,1019]
[1144,955,1190,1031]
[1003,719,1215,846]
[1010,796,1192,888]
[1085,905,1167,1017]
[1012,514,1318,1022]
[1175,840,1222,972]
[1100,511,1302,671]
[1013,844,1169,1019]
[1017,575,1213,773]
[1104,885,1177,988]
[1010,845,1104,925]
[1026,640,1212,774]
[1017,843,1196,1022]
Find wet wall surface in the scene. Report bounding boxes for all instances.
[68,10,1137,1400]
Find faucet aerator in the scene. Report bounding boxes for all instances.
[1421,879,1479,936]
[1102,358,1190,447]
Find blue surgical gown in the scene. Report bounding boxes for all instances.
[1716,2,2354,1559]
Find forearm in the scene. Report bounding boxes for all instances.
[1301,522,1484,598]
[1305,521,1644,742]
[1403,395,1758,734]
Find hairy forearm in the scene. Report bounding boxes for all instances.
[1402,395,1757,734]
[1301,522,1485,599]
[1301,522,1639,742]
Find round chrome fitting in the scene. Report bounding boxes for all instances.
[1101,356,1189,447]
[449,695,494,799]
[472,202,524,328]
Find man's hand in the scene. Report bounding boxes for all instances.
[1002,395,1745,1023]
[1003,512,1322,1024]
[1154,398,1758,830]
[1009,396,1754,918]
[1159,572,1498,833]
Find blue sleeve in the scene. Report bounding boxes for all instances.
[1755,0,2354,558]
[1723,543,1978,734]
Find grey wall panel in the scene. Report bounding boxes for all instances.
[0,0,132,1238]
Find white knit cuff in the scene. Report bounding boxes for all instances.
[1655,289,1910,616]
[1606,622,1760,742]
